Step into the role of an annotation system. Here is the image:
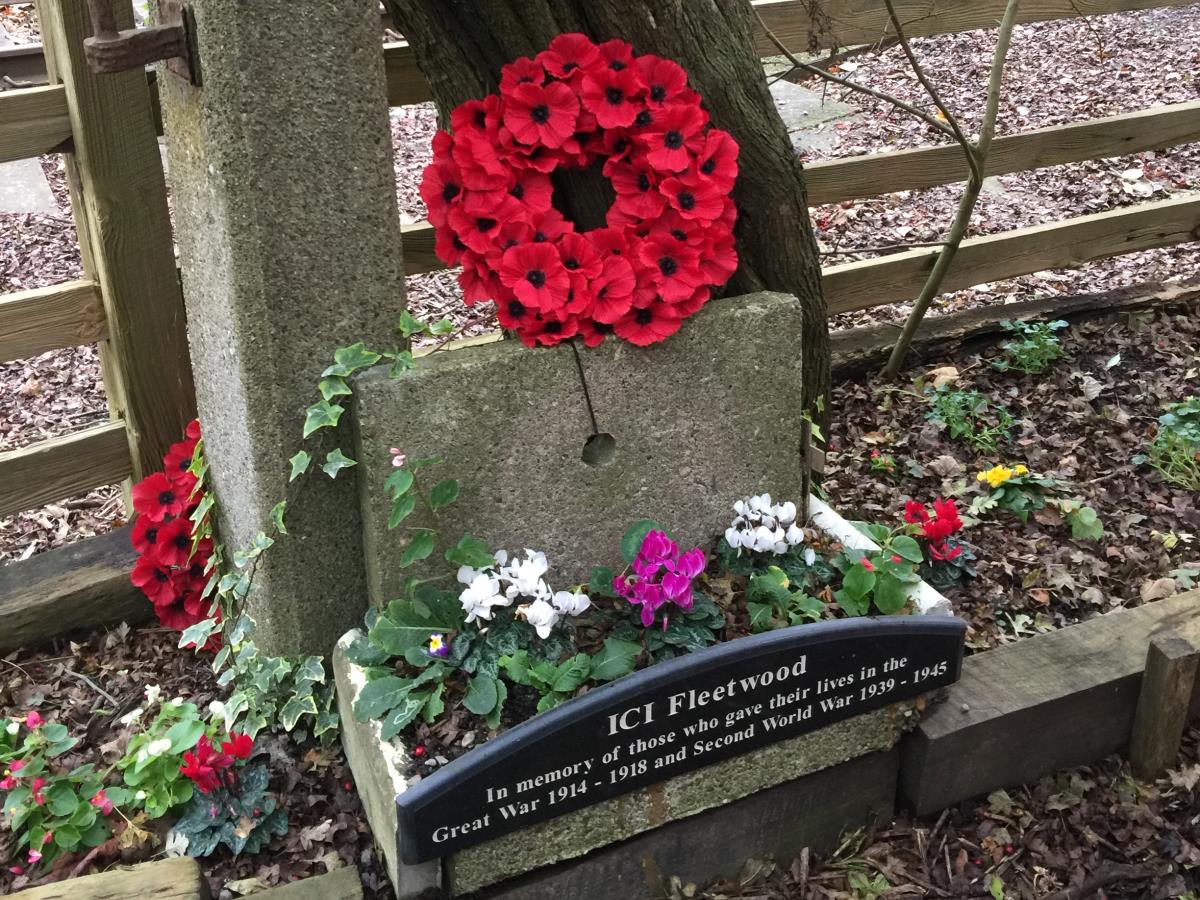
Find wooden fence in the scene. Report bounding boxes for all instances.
[0,0,1198,524]
[0,0,194,520]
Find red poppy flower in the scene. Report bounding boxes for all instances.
[588,254,636,323]
[613,300,683,346]
[434,226,469,267]
[589,227,632,258]
[131,555,179,606]
[519,312,580,347]
[419,160,465,227]
[503,81,579,149]
[641,103,708,172]
[450,95,503,138]
[447,192,522,255]
[538,33,600,82]
[131,515,164,557]
[221,733,254,760]
[451,133,508,191]
[185,419,201,441]
[596,38,636,73]
[505,170,554,216]
[698,232,738,284]
[694,129,739,190]
[458,261,504,305]
[659,172,725,223]
[609,161,668,219]
[508,141,559,173]
[581,66,645,129]
[495,292,534,330]
[499,56,545,94]
[673,286,711,317]
[132,472,188,522]
[499,243,569,310]
[636,233,704,302]
[527,208,574,244]
[162,437,197,485]
[578,317,615,347]
[557,232,604,279]
[151,517,195,568]
[637,56,689,106]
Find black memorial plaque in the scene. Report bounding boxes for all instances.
[396,616,965,863]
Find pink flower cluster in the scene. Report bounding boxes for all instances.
[614,530,706,627]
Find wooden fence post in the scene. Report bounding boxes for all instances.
[35,0,195,482]
[1129,633,1200,780]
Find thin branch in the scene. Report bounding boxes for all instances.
[882,0,982,184]
[820,240,947,256]
[881,0,1022,378]
[752,7,956,140]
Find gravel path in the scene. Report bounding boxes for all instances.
[2,6,1197,560]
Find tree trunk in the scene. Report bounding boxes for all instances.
[387,0,830,422]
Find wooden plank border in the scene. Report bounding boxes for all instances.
[0,280,106,363]
[400,104,1200,276]
[0,84,72,164]
[0,421,132,518]
[380,0,1197,106]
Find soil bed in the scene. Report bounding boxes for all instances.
[824,308,1199,651]
[0,628,392,899]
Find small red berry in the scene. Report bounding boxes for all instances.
[1004,844,1014,854]
[413,744,427,758]
[891,554,902,564]
[343,780,353,791]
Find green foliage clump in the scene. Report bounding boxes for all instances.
[1135,397,1200,491]
[925,386,1015,453]
[991,319,1068,375]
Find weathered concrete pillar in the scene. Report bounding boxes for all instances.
[157,0,405,654]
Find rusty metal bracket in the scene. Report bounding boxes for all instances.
[82,0,200,84]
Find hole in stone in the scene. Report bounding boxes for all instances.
[581,432,617,468]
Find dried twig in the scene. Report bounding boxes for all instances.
[820,240,947,256]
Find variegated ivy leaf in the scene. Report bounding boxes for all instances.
[389,351,416,378]
[294,656,326,685]
[313,711,341,736]
[322,448,357,479]
[428,318,455,336]
[270,500,287,535]
[318,376,352,402]
[289,450,311,482]
[280,694,319,731]
[302,400,343,438]
[397,310,426,338]
[179,618,219,649]
[322,342,382,377]
[189,493,215,527]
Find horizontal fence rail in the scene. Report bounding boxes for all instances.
[0,84,72,164]
[0,420,132,519]
[0,280,106,363]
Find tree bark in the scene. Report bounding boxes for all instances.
[387,0,830,422]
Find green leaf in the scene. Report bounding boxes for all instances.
[389,351,416,378]
[279,694,318,731]
[589,566,619,598]
[323,342,382,377]
[46,783,78,817]
[322,448,357,479]
[842,563,876,600]
[384,469,414,499]
[354,676,413,721]
[398,532,436,568]
[463,675,499,716]
[380,694,426,741]
[747,566,792,608]
[388,494,417,529]
[621,520,666,563]
[1066,505,1104,541]
[589,638,641,682]
[370,596,463,654]
[422,683,446,724]
[270,500,287,535]
[536,692,566,714]
[890,535,924,563]
[428,318,455,336]
[499,650,533,686]
[445,534,494,569]
[853,522,891,544]
[40,723,69,743]
[161,721,202,756]
[318,376,352,402]
[788,594,827,623]
[302,400,343,438]
[550,654,591,693]
[747,601,775,632]
[397,310,426,338]
[485,679,507,729]
[872,571,909,615]
[428,479,460,510]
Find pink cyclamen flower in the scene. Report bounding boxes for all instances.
[30,778,46,805]
[42,832,52,845]
[389,448,406,468]
[24,711,43,729]
[9,865,23,875]
[0,776,14,790]
[861,558,875,572]
[9,759,25,773]
[90,790,113,815]
[27,850,41,865]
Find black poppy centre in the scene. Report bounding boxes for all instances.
[530,104,551,124]
[526,269,547,288]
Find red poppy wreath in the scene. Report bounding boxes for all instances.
[420,33,740,348]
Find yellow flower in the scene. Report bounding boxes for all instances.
[1014,465,1029,476]
[977,464,1015,489]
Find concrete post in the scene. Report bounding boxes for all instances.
[156,0,405,653]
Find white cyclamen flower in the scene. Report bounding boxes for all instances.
[120,707,144,726]
[503,550,550,598]
[5,720,18,736]
[785,523,805,546]
[460,574,505,624]
[170,697,184,706]
[803,547,817,566]
[520,598,560,639]
[144,684,162,705]
[551,590,591,617]
[207,700,226,719]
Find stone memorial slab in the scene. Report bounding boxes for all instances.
[396,616,965,864]
[351,291,806,603]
